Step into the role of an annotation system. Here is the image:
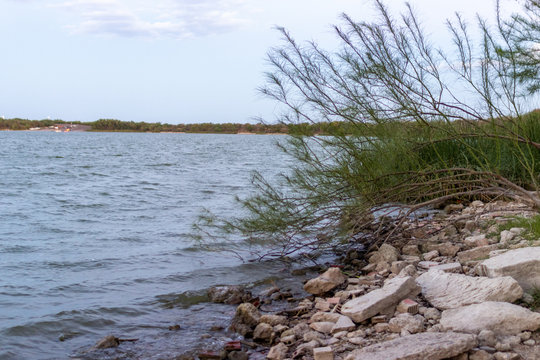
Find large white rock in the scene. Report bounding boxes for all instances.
[304,268,346,295]
[477,247,540,291]
[341,276,420,323]
[416,269,523,310]
[440,301,540,335]
[344,332,476,360]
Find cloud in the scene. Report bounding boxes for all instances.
[49,0,256,38]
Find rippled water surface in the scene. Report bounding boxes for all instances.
[0,132,296,359]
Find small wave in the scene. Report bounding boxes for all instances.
[153,290,208,309]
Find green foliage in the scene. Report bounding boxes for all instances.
[196,0,540,258]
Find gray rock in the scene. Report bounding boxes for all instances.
[253,323,273,342]
[369,244,400,264]
[331,315,356,333]
[341,276,420,323]
[500,230,516,244]
[208,285,249,304]
[416,270,523,310]
[304,268,346,295]
[402,244,421,256]
[344,332,476,360]
[477,247,540,291]
[388,313,424,334]
[309,321,335,334]
[310,311,342,323]
[440,301,540,335]
[432,262,462,273]
[457,245,498,263]
[267,343,288,360]
[423,250,439,261]
[469,349,494,360]
[260,315,287,326]
[313,346,334,360]
[478,329,497,347]
[230,303,261,336]
[95,335,119,349]
[465,234,488,247]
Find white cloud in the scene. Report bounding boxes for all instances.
[49,0,256,38]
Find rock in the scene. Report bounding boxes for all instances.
[228,351,249,360]
[253,323,274,342]
[230,303,261,336]
[445,203,464,214]
[478,329,497,347]
[304,331,325,342]
[208,285,249,304]
[431,242,461,257]
[304,268,346,295]
[500,230,516,244]
[523,339,536,346]
[341,276,420,323]
[344,332,476,360]
[331,315,355,333]
[267,342,288,360]
[423,250,439,261]
[402,244,421,256]
[95,335,119,349]
[457,245,498,263]
[260,315,287,326]
[398,264,418,278]
[418,261,439,269]
[293,340,320,358]
[423,307,441,320]
[469,349,494,360]
[396,298,419,314]
[313,346,334,360]
[310,312,342,323]
[432,262,462,273]
[281,335,295,345]
[388,313,424,334]
[390,261,408,274]
[465,234,489,247]
[440,301,540,335]
[374,323,389,332]
[416,270,523,310]
[493,353,520,360]
[518,332,531,341]
[310,322,335,334]
[477,247,540,291]
[369,244,400,264]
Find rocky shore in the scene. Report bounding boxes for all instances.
[200,200,540,360]
[91,200,540,360]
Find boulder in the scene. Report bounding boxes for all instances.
[267,343,288,360]
[477,247,540,291]
[457,245,498,263]
[344,332,476,360]
[368,244,400,264]
[304,268,346,295]
[388,313,424,334]
[416,270,523,310]
[440,301,540,335]
[341,276,420,323]
[230,303,261,336]
[253,323,273,342]
[431,262,462,273]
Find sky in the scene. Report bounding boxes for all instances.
[0,0,523,124]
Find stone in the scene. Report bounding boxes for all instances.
[423,250,439,261]
[310,322,335,334]
[500,230,516,244]
[280,335,295,345]
[390,261,408,274]
[230,303,261,336]
[208,285,249,304]
[432,262,462,273]
[95,335,119,349]
[313,346,333,360]
[374,323,389,332]
[433,242,461,257]
[418,261,439,269]
[445,203,464,213]
[388,313,424,334]
[440,301,540,335]
[478,329,497,347]
[369,244,400,264]
[523,339,536,346]
[254,323,274,342]
[423,307,441,320]
[519,332,531,341]
[465,234,489,247]
[304,331,325,342]
[331,316,355,333]
[416,270,523,310]
[310,312,342,323]
[260,315,287,326]
[398,265,418,277]
[267,343,288,360]
[341,276,420,323]
[469,349,494,360]
[228,351,249,360]
[344,332,476,360]
[304,268,347,295]
[477,247,540,291]
[493,353,520,360]
[402,244,421,256]
[396,298,419,314]
[457,245,498,263]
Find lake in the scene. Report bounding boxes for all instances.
[0,132,301,359]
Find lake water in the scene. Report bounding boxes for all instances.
[0,132,302,359]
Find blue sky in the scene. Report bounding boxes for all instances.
[0,0,522,124]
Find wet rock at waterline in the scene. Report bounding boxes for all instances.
[303,267,346,295]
